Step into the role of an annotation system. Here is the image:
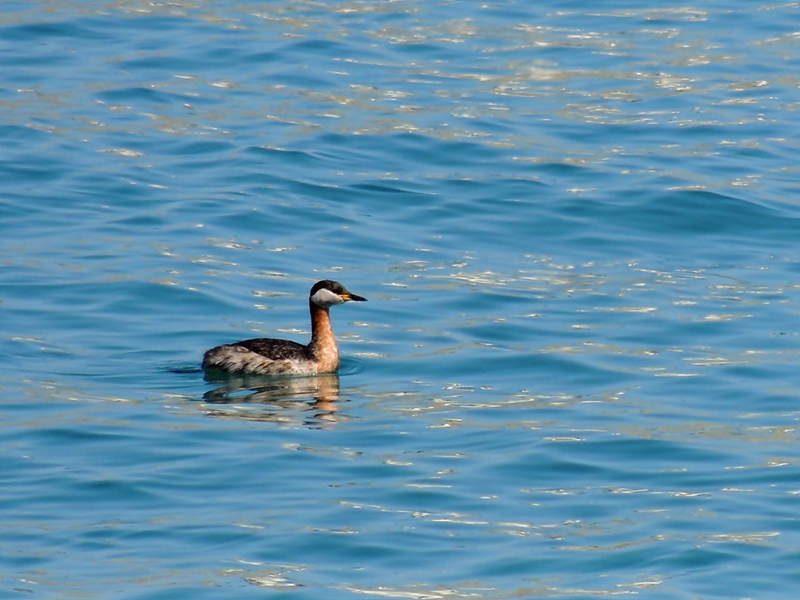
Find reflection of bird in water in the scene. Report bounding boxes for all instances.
[202,374,343,425]
[203,280,367,376]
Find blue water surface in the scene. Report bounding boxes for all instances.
[2,2,800,599]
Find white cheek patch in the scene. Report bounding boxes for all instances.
[311,287,344,308]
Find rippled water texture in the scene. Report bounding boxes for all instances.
[2,2,800,599]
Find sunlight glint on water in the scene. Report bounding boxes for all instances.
[1,2,800,599]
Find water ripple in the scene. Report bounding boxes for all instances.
[2,2,800,599]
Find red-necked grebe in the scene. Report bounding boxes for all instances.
[202,280,367,376]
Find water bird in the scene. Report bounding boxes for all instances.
[203,280,367,376]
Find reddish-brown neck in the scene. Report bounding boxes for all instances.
[308,301,339,368]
